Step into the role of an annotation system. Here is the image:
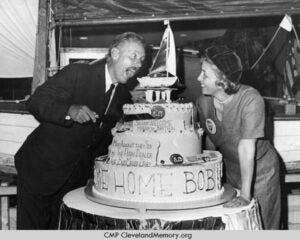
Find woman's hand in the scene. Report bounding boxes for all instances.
[223,195,251,208]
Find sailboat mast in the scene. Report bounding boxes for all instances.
[166,24,170,79]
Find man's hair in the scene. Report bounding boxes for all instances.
[106,32,146,62]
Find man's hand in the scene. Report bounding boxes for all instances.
[68,105,98,124]
[223,195,251,208]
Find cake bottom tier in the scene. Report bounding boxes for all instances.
[91,151,235,209]
[86,180,236,211]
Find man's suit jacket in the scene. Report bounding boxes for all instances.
[15,59,132,195]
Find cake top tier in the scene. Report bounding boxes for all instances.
[122,102,195,131]
[123,102,193,117]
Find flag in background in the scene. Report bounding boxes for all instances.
[282,36,299,99]
[251,14,300,99]
[276,15,300,99]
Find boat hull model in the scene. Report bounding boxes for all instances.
[137,76,177,88]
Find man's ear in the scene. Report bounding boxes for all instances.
[111,47,119,60]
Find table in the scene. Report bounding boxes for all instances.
[59,187,263,230]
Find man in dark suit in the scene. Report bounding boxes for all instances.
[14,32,146,229]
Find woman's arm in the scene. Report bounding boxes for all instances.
[223,138,255,208]
[238,138,255,200]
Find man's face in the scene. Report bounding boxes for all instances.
[197,59,221,96]
[111,40,145,84]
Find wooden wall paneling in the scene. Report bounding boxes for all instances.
[32,0,49,93]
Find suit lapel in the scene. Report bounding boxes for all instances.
[106,84,130,116]
[106,84,120,115]
[93,60,107,115]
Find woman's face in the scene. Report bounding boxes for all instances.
[197,59,221,96]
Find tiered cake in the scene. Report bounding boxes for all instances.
[86,23,235,210]
[89,99,231,210]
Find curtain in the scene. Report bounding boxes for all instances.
[0,0,38,78]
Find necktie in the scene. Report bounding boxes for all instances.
[104,84,116,115]
[105,84,115,108]
[99,84,116,128]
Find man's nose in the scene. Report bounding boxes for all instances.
[132,58,143,68]
[197,73,203,82]
[135,60,142,68]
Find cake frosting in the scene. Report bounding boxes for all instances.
[92,102,225,207]
[110,103,202,165]
[94,150,223,204]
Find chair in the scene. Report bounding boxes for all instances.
[0,179,17,229]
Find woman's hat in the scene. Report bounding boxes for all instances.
[203,45,243,84]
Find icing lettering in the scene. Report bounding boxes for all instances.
[216,162,222,190]
[197,170,205,190]
[100,169,108,190]
[94,169,100,188]
[183,171,197,194]
[109,137,159,166]
[127,171,135,194]
[158,173,173,197]
[136,148,153,159]
[206,169,215,191]
[114,172,125,193]
[133,120,184,133]
[139,174,155,197]
[97,162,219,198]
[107,171,174,197]
[183,169,216,194]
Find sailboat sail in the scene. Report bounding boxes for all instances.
[138,23,178,87]
[150,24,177,77]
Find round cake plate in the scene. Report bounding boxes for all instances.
[84,180,237,213]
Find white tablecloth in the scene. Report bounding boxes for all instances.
[61,187,262,230]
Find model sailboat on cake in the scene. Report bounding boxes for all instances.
[138,23,178,87]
